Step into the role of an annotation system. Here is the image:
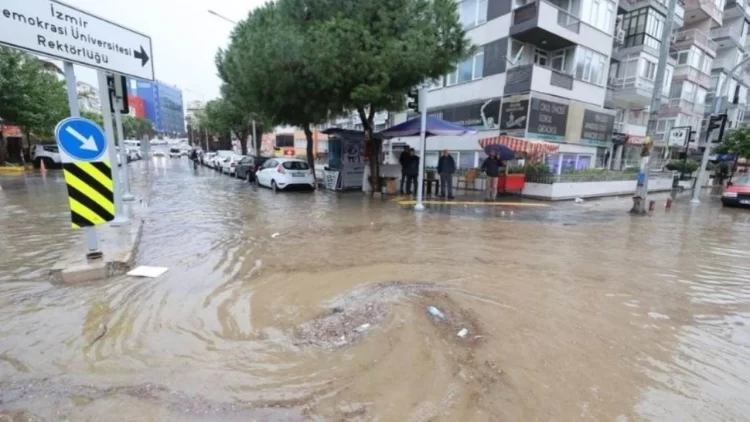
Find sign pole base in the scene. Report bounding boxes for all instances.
[414,202,425,211]
[123,192,136,202]
[110,215,131,227]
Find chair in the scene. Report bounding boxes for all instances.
[457,169,477,190]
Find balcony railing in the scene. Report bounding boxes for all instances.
[512,2,537,25]
[610,76,655,92]
[556,8,580,33]
[668,98,706,114]
[710,25,745,46]
[712,55,738,70]
[550,70,574,89]
[673,29,718,53]
[673,65,711,87]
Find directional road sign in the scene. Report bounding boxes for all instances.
[54,117,115,228]
[0,0,154,80]
[55,117,108,163]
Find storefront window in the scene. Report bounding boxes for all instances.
[459,151,476,169]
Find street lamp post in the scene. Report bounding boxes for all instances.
[208,10,237,24]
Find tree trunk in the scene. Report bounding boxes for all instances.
[357,106,380,194]
[236,129,249,155]
[303,123,315,169]
[254,124,263,156]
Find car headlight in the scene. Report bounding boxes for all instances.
[723,191,738,198]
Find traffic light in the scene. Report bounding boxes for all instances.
[708,113,728,143]
[406,88,419,112]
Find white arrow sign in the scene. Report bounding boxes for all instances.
[65,126,98,151]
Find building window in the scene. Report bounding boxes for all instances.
[575,47,607,86]
[509,39,525,67]
[446,50,485,85]
[581,0,617,33]
[459,0,488,29]
[640,58,657,80]
[534,48,548,67]
[622,7,665,50]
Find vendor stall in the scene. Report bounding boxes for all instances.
[478,135,560,194]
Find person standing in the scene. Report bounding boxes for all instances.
[481,150,503,201]
[406,150,419,196]
[437,149,456,199]
[399,148,412,195]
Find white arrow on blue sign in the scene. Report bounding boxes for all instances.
[54,117,108,164]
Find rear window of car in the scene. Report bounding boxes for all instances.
[282,161,310,170]
[42,145,58,152]
[170,148,180,153]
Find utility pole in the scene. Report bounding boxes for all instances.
[414,86,428,211]
[692,55,750,203]
[631,0,677,214]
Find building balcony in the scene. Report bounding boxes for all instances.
[609,76,665,106]
[673,29,718,57]
[723,0,750,20]
[510,0,613,56]
[613,121,648,137]
[672,65,712,88]
[619,0,685,27]
[683,0,723,25]
[711,25,747,50]
[712,54,739,72]
[660,98,706,117]
[505,64,606,105]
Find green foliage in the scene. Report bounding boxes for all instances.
[217,0,472,171]
[122,115,153,140]
[0,47,68,162]
[81,111,103,127]
[718,125,750,159]
[525,163,552,176]
[665,159,700,174]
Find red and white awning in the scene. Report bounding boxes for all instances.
[479,136,560,155]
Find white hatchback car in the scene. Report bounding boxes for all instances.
[221,154,245,176]
[255,158,316,191]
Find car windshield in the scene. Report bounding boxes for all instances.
[282,161,310,170]
[217,151,233,157]
[733,175,750,186]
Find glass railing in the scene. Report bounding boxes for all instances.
[610,76,655,91]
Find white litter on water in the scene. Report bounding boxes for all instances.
[271,233,280,238]
[457,328,469,338]
[356,323,371,332]
[574,197,584,203]
[127,266,169,278]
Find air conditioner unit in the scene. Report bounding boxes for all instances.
[615,29,625,44]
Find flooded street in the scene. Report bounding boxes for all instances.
[2,159,750,421]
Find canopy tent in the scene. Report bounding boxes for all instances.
[378,116,478,138]
[478,136,559,160]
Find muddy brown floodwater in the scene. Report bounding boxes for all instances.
[2,159,750,421]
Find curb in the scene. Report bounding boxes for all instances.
[0,167,26,174]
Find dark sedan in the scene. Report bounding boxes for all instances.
[236,156,271,182]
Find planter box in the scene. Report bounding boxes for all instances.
[498,174,525,192]
[522,177,674,200]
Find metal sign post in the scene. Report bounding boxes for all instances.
[61,62,102,259]
[414,86,428,211]
[98,71,128,225]
[111,75,135,202]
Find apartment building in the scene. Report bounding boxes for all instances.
[388,0,621,173]
[708,0,750,139]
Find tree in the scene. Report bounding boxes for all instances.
[216,2,340,167]
[279,0,473,188]
[0,48,68,163]
[717,126,750,159]
[122,115,153,140]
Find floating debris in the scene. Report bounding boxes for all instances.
[271,233,280,238]
[356,323,371,333]
[427,306,445,320]
[457,328,469,338]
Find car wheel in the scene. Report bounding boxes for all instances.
[271,180,278,193]
[247,172,253,183]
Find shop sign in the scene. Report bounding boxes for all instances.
[1,124,22,137]
[612,132,628,145]
[411,98,501,131]
[499,98,528,137]
[580,109,615,148]
[627,135,645,145]
[527,98,568,142]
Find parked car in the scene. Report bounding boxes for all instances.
[169,147,182,158]
[31,144,62,168]
[202,152,217,167]
[153,150,166,157]
[212,150,234,170]
[236,156,271,182]
[722,175,750,207]
[255,158,316,191]
[220,154,245,176]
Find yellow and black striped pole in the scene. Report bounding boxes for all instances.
[62,161,115,229]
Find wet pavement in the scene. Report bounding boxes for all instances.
[2,157,750,421]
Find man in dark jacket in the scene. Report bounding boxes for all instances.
[481,150,504,201]
[437,149,456,199]
[405,150,419,195]
[399,148,412,194]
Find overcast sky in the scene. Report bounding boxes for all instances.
[64,0,262,103]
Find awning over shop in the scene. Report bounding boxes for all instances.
[479,135,559,156]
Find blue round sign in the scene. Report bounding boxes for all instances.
[54,117,107,162]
